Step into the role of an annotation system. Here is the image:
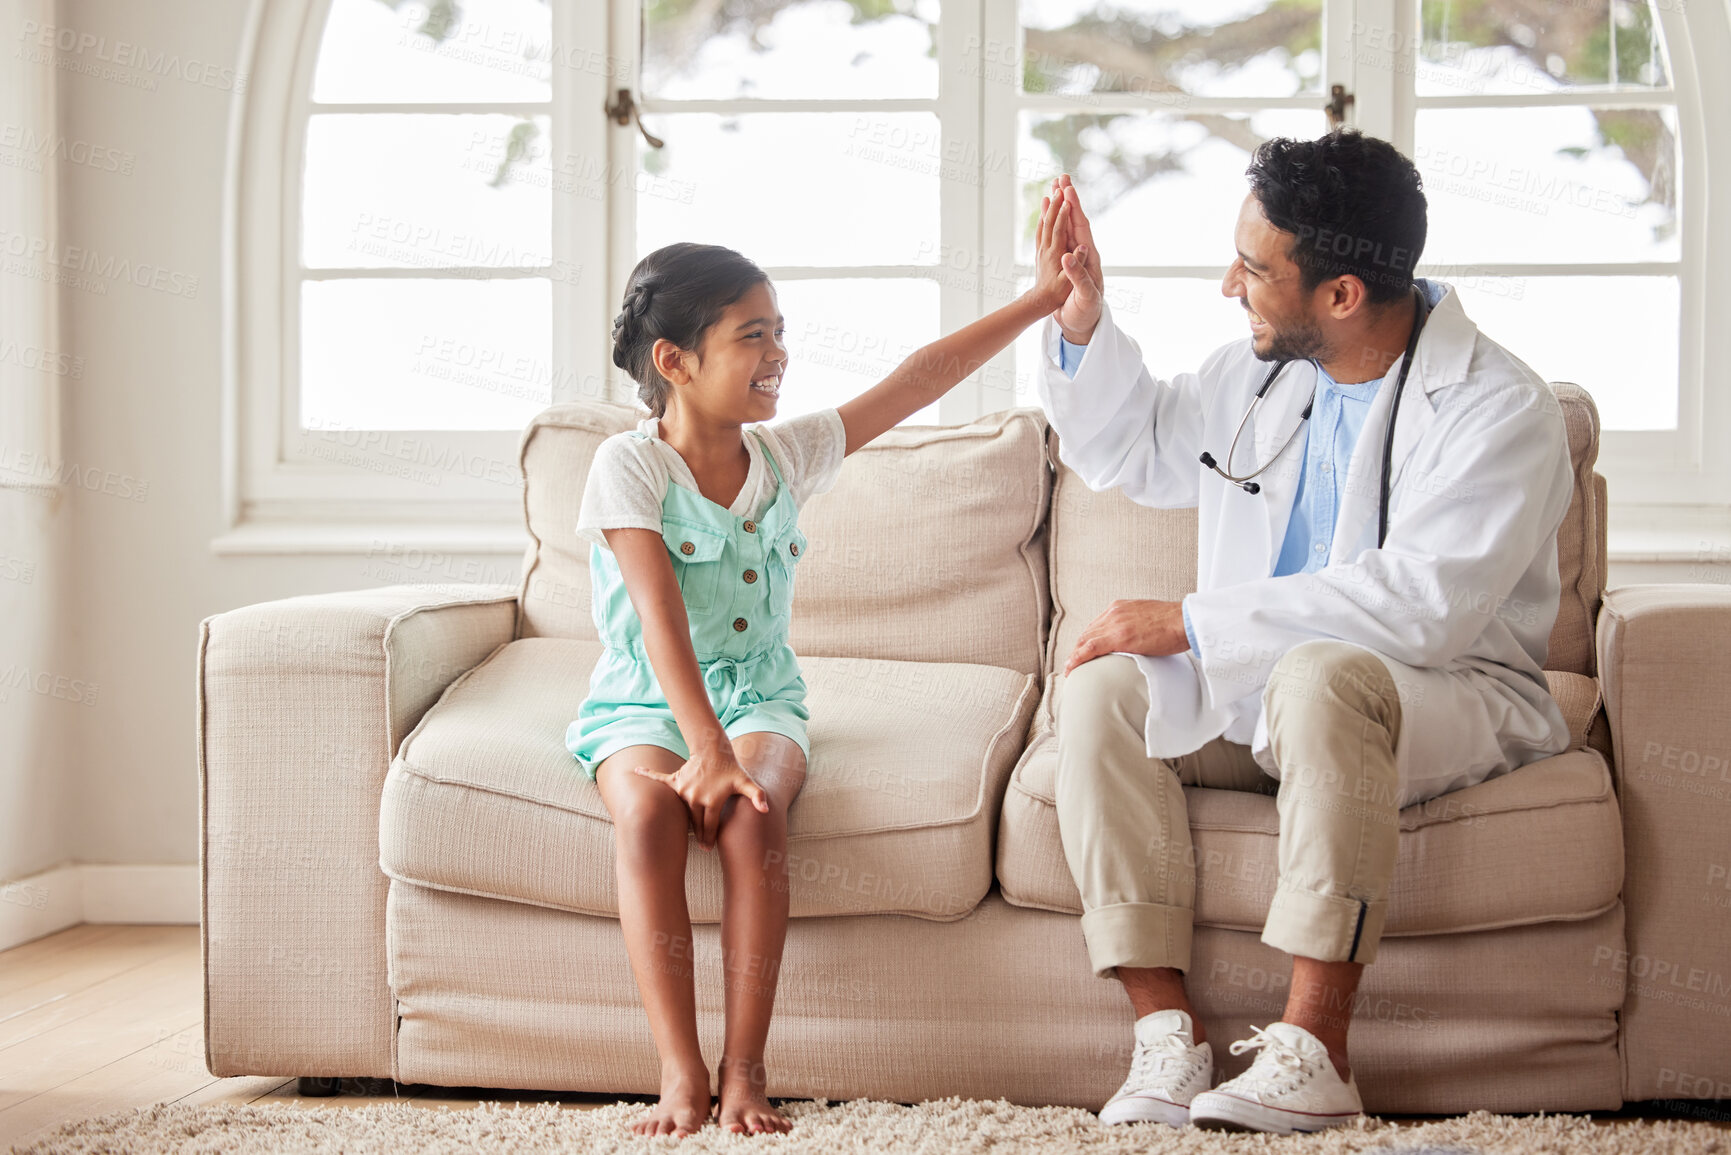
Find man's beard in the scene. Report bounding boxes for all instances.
[1253,316,1330,364]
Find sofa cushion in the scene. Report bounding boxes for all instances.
[1043,383,1606,697]
[1547,383,1605,676]
[995,722,1621,935]
[517,402,1053,674]
[380,638,1037,921]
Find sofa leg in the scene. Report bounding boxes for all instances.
[297,1076,342,1097]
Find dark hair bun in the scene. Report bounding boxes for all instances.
[610,244,768,416]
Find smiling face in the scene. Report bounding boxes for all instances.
[660,280,787,424]
[1221,192,1329,363]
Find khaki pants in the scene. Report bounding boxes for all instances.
[1053,640,1404,977]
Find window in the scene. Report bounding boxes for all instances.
[998,0,1335,400]
[225,0,608,538]
[999,1,1681,438]
[626,0,950,423]
[1408,0,1680,434]
[226,0,1722,549]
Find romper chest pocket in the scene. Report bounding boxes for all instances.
[662,517,728,615]
[765,524,808,618]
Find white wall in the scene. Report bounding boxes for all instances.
[49,0,515,868]
[1,0,70,888]
[23,0,1731,883]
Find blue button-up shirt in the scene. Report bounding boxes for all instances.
[1056,338,1383,655]
[1271,363,1384,578]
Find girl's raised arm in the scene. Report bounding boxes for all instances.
[835,190,1085,455]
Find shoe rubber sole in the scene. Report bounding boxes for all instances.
[1098,1094,1190,1128]
[1188,1092,1359,1135]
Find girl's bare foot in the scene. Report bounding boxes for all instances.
[633,1064,712,1138]
[716,1056,791,1135]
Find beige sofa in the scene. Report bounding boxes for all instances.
[198,389,1731,1113]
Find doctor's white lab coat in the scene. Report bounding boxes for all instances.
[1039,280,1574,807]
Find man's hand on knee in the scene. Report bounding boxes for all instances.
[1066,599,1189,674]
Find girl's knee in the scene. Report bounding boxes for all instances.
[730,735,808,809]
[611,787,688,848]
[717,797,785,856]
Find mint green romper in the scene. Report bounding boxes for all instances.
[566,429,812,780]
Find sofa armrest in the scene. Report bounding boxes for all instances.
[1595,583,1731,1101]
[198,583,518,1078]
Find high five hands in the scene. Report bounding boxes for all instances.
[1035,174,1106,345]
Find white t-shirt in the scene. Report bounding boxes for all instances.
[576,408,848,550]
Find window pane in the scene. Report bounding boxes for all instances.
[303,114,552,270]
[311,0,552,104]
[1013,276,1247,404]
[1415,107,1678,264]
[1438,275,1677,430]
[1017,108,1322,265]
[1020,0,1322,98]
[1418,0,1670,95]
[774,279,941,422]
[301,279,552,431]
[638,114,941,267]
[644,0,939,100]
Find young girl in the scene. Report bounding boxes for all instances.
[567,195,1082,1138]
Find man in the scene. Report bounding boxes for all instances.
[1034,130,1574,1134]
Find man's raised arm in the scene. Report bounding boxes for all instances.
[1035,175,1208,511]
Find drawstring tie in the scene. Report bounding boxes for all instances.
[702,654,765,718]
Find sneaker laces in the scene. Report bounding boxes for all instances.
[1226,1025,1314,1098]
[1126,1031,1197,1087]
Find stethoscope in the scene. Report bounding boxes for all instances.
[1198,285,1430,549]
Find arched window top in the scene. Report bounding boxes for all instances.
[312,0,552,104]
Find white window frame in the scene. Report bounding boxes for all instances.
[987,0,1720,558]
[216,0,611,552]
[220,0,1731,559]
[1347,0,1723,560]
[608,0,989,423]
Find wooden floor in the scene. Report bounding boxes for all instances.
[0,925,625,1150]
[1,925,1724,1149]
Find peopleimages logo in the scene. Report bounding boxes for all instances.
[15,20,247,93]
[0,229,199,299]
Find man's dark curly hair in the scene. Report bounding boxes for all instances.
[1245,130,1427,305]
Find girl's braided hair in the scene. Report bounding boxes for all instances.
[611,243,769,417]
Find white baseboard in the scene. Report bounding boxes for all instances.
[81,864,201,925]
[0,863,85,951]
[0,862,199,951]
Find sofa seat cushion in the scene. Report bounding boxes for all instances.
[995,729,1621,936]
[380,637,1037,922]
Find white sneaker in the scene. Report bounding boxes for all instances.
[1188,1022,1363,1134]
[1097,1009,1213,1127]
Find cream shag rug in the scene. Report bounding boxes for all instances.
[12,1098,1725,1155]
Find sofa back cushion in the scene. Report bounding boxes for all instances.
[515,401,640,643]
[788,407,1051,673]
[517,402,1053,674]
[1045,382,1605,681]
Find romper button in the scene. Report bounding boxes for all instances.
[679,541,695,555]
[743,520,757,533]
[733,617,749,632]
[789,542,800,556]
[743,569,758,584]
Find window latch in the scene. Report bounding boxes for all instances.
[605,88,665,150]
[1325,85,1355,131]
